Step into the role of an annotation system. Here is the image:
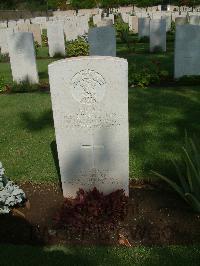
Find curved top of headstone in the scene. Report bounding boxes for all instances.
[48,56,127,68]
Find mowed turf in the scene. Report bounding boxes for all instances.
[0,87,200,183]
[0,244,200,266]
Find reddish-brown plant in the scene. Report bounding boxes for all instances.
[54,188,128,231]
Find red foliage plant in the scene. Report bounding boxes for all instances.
[54,188,128,231]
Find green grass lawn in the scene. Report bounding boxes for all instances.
[0,30,200,262]
[0,244,200,266]
[0,87,200,183]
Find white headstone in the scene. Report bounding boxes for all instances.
[0,28,13,54]
[138,17,150,38]
[175,16,188,25]
[161,15,171,31]
[189,15,200,25]
[7,32,39,84]
[96,18,113,27]
[128,16,138,33]
[47,23,65,57]
[93,14,101,25]
[174,25,200,78]
[150,19,166,52]
[48,56,129,198]
[64,19,78,41]
[29,24,42,46]
[88,26,116,56]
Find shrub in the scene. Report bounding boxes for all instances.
[54,187,128,231]
[115,15,130,48]
[0,53,9,63]
[42,33,48,47]
[152,134,200,213]
[170,21,176,33]
[129,60,169,87]
[0,76,8,93]
[138,36,149,43]
[151,45,164,53]
[34,41,40,56]
[67,37,89,57]
[10,80,39,93]
[0,162,27,214]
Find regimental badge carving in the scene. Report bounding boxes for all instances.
[71,69,106,105]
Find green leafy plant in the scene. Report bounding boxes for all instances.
[0,53,9,63]
[138,36,149,43]
[10,80,39,93]
[152,134,200,213]
[129,60,169,88]
[42,33,48,47]
[0,76,8,93]
[151,45,163,53]
[170,21,176,33]
[34,41,40,56]
[67,37,89,57]
[115,15,131,49]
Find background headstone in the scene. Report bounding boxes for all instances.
[150,19,166,52]
[88,26,116,56]
[47,23,65,57]
[175,16,188,25]
[29,24,42,46]
[129,16,138,33]
[48,56,129,197]
[7,32,39,84]
[0,28,13,54]
[138,17,150,38]
[174,25,200,78]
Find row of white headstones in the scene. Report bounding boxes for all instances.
[1,14,200,198]
[3,14,200,85]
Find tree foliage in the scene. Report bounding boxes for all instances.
[1,0,200,10]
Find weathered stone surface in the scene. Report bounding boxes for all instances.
[174,25,200,78]
[7,32,39,84]
[16,23,29,32]
[88,26,116,56]
[93,14,101,25]
[8,20,17,29]
[189,15,200,25]
[47,23,65,57]
[64,20,78,41]
[0,28,13,54]
[129,16,138,33]
[138,17,150,38]
[150,19,166,52]
[175,16,188,25]
[29,24,42,45]
[161,15,171,31]
[48,56,129,197]
[96,18,113,27]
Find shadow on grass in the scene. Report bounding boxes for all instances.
[20,110,53,131]
[39,71,49,80]
[129,87,200,180]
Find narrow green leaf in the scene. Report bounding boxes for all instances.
[151,171,185,199]
[172,160,189,193]
[185,193,200,213]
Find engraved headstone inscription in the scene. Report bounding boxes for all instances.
[49,56,129,198]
